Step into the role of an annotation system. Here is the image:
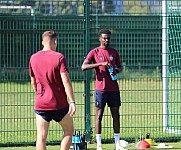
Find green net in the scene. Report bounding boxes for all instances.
[168,5,181,133]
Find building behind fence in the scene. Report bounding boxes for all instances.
[0,0,181,146]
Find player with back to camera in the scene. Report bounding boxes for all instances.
[81,29,123,150]
[29,31,76,150]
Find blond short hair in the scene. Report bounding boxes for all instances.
[42,31,58,41]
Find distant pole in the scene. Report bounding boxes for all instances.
[162,0,168,132]
[102,0,104,13]
[49,0,53,14]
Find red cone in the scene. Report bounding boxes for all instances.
[138,140,150,149]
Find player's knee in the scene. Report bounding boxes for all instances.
[96,113,103,121]
[37,135,47,143]
[64,128,74,136]
[112,113,120,119]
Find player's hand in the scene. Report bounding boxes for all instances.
[111,69,117,75]
[107,63,112,68]
[68,102,76,117]
[101,62,112,68]
[101,61,108,66]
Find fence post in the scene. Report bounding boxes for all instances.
[84,0,91,142]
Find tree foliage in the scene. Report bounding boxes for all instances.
[0,0,160,15]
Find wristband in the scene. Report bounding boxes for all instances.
[70,102,75,104]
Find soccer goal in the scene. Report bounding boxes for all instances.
[163,1,181,134]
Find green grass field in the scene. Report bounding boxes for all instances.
[0,142,181,150]
[1,78,181,147]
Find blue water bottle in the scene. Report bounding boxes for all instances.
[108,67,117,80]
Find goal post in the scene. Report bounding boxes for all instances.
[162,0,169,133]
[0,6,34,16]
[163,0,181,134]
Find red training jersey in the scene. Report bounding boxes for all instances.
[29,50,69,110]
[85,46,122,91]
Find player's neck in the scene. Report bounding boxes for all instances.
[99,45,109,50]
[42,45,56,51]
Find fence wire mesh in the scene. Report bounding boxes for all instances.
[0,0,181,146]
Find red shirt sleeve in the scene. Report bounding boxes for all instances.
[85,49,94,61]
[115,51,122,67]
[29,58,35,77]
[59,55,69,73]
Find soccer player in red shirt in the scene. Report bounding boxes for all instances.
[29,31,76,150]
[81,29,123,150]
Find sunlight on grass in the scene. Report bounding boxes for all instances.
[1,78,181,145]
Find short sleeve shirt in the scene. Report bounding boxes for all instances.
[85,46,122,91]
[29,50,69,110]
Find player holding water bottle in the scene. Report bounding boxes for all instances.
[81,29,123,150]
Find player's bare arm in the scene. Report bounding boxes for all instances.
[61,72,76,117]
[30,76,37,91]
[81,59,110,71]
